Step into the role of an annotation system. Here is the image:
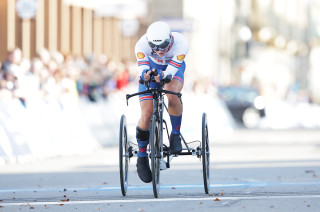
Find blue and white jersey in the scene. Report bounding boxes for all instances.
[135,32,189,78]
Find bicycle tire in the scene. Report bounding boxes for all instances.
[150,114,161,198]
[119,115,129,196]
[202,113,210,194]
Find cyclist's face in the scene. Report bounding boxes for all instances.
[155,50,166,57]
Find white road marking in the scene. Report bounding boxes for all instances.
[1,195,320,207]
[1,181,320,193]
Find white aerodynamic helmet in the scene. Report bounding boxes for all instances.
[146,21,172,51]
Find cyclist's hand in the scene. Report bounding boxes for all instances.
[143,70,152,82]
[153,69,163,83]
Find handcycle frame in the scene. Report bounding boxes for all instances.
[119,74,210,198]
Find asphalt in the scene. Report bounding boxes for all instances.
[0,129,320,212]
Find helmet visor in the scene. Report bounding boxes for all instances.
[148,37,171,51]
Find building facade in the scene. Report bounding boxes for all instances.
[0,0,141,62]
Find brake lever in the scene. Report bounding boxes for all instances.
[126,94,130,106]
[146,81,150,90]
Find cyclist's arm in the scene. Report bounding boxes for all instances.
[135,36,151,79]
[164,36,189,79]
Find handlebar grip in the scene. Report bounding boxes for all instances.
[139,70,160,85]
[153,69,158,77]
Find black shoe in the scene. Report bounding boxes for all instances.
[169,134,182,154]
[136,157,152,183]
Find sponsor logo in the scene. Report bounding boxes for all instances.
[153,40,162,42]
[137,52,145,59]
[139,147,147,152]
[177,54,185,61]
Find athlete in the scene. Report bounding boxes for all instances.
[134,21,189,183]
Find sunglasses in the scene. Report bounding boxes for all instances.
[148,36,171,51]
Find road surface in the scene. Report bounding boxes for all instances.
[0,129,320,211]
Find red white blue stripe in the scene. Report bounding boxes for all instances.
[138,60,150,66]
[139,95,153,102]
[169,60,182,69]
[173,76,184,84]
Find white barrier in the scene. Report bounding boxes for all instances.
[0,99,33,164]
[0,89,236,165]
[260,101,320,129]
[3,88,319,164]
[0,97,101,165]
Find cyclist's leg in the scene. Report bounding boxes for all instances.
[138,99,153,131]
[165,61,185,131]
[137,80,156,157]
[165,79,183,116]
[165,62,185,153]
[136,86,153,183]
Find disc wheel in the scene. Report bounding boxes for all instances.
[202,113,210,194]
[119,115,129,196]
[150,115,161,198]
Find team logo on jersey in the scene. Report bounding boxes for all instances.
[177,54,185,61]
[137,52,145,59]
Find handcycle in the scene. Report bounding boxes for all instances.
[119,71,210,198]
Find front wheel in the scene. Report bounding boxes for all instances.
[150,115,161,198]
[119,115,129,196]
[202,113,210,194]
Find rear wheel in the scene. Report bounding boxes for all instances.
[202,113,210,194]
[150,115,161,198]
[119,115,129,196]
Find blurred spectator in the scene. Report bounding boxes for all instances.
[1,47,136,106]
[25,58,42,99]
[1,48,22,72]
[0,48,27,105]
[116,63,129,90]
[1,48,22,88]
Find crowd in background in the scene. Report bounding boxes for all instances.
[0,48,137,107]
